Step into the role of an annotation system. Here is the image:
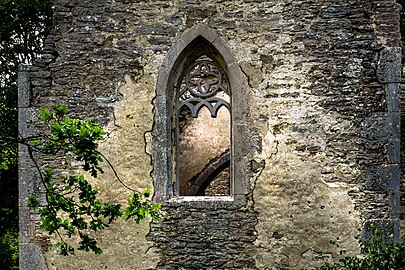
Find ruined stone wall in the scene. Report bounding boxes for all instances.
[400,76,405,240]
[19,0,402,269]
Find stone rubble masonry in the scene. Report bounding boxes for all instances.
[401,77,405,241]
[18,0,402,269]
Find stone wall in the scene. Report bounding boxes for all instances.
[19,0,402,269]
[400,77,405,240]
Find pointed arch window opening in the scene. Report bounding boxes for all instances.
[175,55,231,196]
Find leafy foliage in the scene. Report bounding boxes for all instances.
[317,225,405,270]
[0,0,53,87]
[0,84,18,269]
[10,105,162,255]
[0,0,53,266]
[0,230,19,270]
[0,0,54,166]
[0,84,17,171]
[0,206,18,269]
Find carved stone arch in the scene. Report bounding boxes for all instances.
[153,24,248,203]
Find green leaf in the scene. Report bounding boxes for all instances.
[53,105,68,118]
[27,195,39,210]
[144,189,151,198]
[39,108,52,122]
[0,161,9,170]
[93,247,103,255]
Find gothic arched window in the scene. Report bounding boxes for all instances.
[154,25,248,203]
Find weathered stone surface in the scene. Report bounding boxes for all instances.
[364,165,400,191]
[148,200,257,269]
[400,80,405,240]
[377,47,402,83]
[20,244,47,270]
[19,0,402,269]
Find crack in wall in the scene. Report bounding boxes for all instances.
[240,66,254,89]
[111,110,122,129]
[144,129,154,173]
[268,140,279,160]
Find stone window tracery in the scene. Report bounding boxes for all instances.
[176,56,231,196]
